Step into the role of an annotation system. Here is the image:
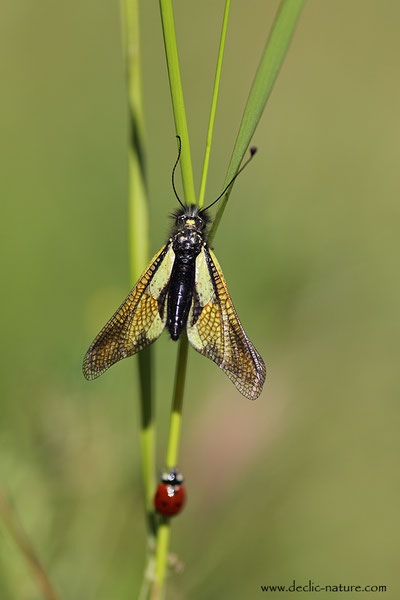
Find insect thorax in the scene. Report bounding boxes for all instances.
[172,229,203,258]
[171,204,209,258]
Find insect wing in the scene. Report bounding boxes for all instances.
[187,247,266,400]
[83,243,175,379]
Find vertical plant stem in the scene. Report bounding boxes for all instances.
[137,348,156,536]
[198,0,231,209]
[121,0,156,537]
[150,3,195,598]
[159,0,196,205]
[0,486,62,600]
[152,519,170,600]
[152,337,188,594]
[166,335,189,468]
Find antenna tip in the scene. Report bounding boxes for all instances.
[250,146,258,156]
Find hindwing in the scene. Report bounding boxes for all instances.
[187,246,266,400]
[83,243,175,379]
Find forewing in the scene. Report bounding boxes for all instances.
[187,247,266,400]
[83,243,175,380]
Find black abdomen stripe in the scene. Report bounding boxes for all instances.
[167,256,196,341]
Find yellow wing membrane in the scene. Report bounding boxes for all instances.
[83,243,175,380]
[187,247,266,400]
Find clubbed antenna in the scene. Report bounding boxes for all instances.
[201,147,257,212]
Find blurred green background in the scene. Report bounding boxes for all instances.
[0,1,399,598]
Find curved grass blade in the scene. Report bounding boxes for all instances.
[0,485,62,600]
[209,0,305,242]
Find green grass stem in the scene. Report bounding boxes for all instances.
[209,0,304,243]
[152,2,197,597]
[152,520,170,600]
[121,0,156,536]
[166,335,189,468]
[198,0,231,209]
[159,0,196,205]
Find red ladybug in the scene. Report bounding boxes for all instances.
[154,468,186,517]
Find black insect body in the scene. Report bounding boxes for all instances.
[83,141,266,399]
[167,208,207,341]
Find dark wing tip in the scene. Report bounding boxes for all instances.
[82,350,104,381]
[249,352,267,400]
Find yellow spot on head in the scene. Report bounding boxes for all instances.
[186,219,195,226]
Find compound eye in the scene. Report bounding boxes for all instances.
[195,217,204,229]
[177,215,186,225]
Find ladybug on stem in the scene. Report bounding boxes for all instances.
[154,468,186,517]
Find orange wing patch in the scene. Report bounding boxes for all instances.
[187,247,266,400]
[83,243,174,379]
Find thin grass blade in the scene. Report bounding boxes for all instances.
[159,0,196,205]
[209,0,305,241]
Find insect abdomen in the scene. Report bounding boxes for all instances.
[167,256,195,341]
